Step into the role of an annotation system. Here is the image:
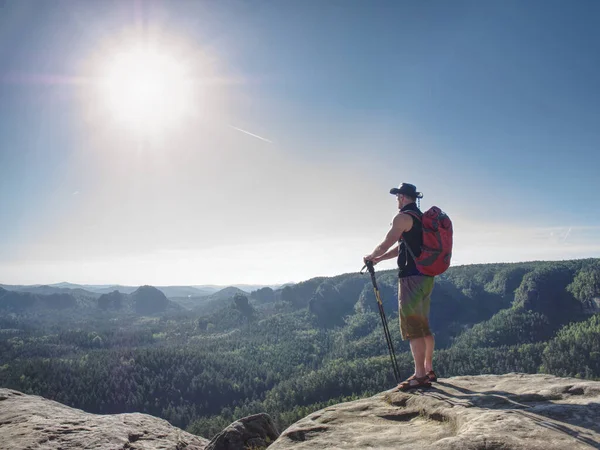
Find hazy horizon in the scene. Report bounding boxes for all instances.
[3,254,599,288]
[0,280,289,289]
[1,1,599,286]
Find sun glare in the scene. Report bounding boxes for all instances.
[80,28,228,141]
[98,44,194,133]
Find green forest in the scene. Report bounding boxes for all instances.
[1,258,599,440]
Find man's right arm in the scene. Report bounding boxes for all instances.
[364,213,410,262]
[373,246,399,264]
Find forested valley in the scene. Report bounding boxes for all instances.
[1,258,599,439]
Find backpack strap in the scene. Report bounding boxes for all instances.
[402,237,418,264]
[400,211,422,264]
[402,210,422,222]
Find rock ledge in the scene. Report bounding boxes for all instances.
[0,388,209,450]
[270,373,600,449]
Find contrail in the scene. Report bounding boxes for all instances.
[230,125,272,143]
[563,227,572,242]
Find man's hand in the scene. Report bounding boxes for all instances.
[363,255,380,265]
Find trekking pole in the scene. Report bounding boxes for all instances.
[360,261,401,384]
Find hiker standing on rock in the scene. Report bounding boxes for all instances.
[364,183,438,391]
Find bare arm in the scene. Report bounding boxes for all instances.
[373,245,399,264]
[364,213,412,263]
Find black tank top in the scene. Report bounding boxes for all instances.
[397,202,423,278]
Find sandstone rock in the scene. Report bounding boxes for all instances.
[5,373,600,450]
[270,373,600,449]
[0,388,209,450]
[206,413,279,450]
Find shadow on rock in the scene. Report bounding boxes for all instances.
[206,413,279,450]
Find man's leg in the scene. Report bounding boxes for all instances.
[409,337,427,378]
[400,276,428,379]
[398,275,436,389]
[421,276,435,375]
[424,334,435,373]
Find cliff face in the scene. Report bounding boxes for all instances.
[0,389,209,450]
[270,373,600,449]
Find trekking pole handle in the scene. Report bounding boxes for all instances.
[360,260,379,290]
[360,260,375,275]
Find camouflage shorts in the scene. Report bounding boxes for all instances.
[398,275,435,340]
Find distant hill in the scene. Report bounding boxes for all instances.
[60,284,141,295]
[1,283,139,296]
[157,286,215,298]
[188,286,250,314]
[98,285,179,315]
[0,284,99,299]
[0,287,95,313]
[193,283,291,292]
[91,285,216,298]
[1,282,289,300]
[0,285,182,318]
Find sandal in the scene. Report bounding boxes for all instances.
[407,371,438,382]
[397,375,431,391]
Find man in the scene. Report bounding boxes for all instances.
[364,183,436,391]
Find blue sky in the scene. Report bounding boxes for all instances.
[0,0,599,285]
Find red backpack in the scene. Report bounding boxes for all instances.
[402,207,453,276]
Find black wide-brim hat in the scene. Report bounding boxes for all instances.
[389,183,423,198]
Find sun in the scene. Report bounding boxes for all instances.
[81,29,225,139]
[98,43,194,133]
